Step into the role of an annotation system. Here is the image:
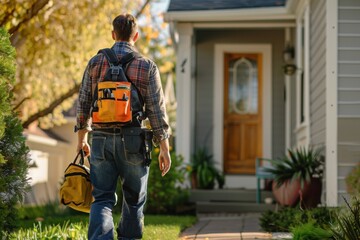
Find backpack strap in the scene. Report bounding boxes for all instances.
[98,48,141,81]
[98,48,119,66]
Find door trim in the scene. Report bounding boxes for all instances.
[214,44,272,173]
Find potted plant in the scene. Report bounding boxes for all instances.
[345,164,360,196]
[264,147,324,208]
[189,147,224,189]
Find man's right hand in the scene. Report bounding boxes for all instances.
[77,129,90,157]
[77,141,91,157]
[158,139,171,177]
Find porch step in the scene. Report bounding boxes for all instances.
[189,189,274,203]
[189,189,276,214]
[196,201,276,213]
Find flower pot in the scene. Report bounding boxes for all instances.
[191,172,198,189]
[272,179,301,207]
[272,177,322,208]
[300,177,322,208]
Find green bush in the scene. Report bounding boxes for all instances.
[260,206,337,232]
[331,197,360,240]
[145,148,189,214]
[0,28,30,237]
[345,165,360,196]
[292,222,333,240]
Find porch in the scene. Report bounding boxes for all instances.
[189,189,276,214]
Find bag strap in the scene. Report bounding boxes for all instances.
[73,150,85,165]
[98,48,140,67]
[98,48,140,81]
[99,48,119,66]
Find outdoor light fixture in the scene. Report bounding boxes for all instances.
[283,45,297,76]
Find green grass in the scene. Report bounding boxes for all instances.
[7,214,196,240]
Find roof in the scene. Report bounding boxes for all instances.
[23,122,68,144]
[167,0,287,12]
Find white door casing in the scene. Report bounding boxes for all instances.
[214,44,272,188]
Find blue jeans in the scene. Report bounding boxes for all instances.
[88,129,149,240]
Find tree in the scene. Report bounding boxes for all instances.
[0,0,174,129]
[0,27,29,237]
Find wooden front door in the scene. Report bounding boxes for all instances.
[223,53,263,174]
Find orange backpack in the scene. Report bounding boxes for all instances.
[91,49,144,126]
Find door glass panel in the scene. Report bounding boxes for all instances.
[228,57,258,114]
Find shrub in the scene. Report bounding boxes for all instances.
[345,164,360,196]
[292,222,333,240]
[331,197,360,240]
[0,28,30,237]
[260,206,337,232]
[145,148,189,214]
[0,28,28,239]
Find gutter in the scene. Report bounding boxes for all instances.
[164,6,295,23]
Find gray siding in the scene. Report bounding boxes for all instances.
[337,0,360,202]
[338,0,360,118]
[195,29,285,159]
[310,0,326,147]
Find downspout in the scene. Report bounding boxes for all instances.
[284,27,292,151]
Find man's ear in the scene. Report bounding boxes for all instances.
[112,31,116,41]
[133,31,139,42]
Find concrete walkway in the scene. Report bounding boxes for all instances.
[179,213,292,240]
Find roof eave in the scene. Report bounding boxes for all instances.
[164,6,295,23]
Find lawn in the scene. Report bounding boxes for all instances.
[7,213,196,240]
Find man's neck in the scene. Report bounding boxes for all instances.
[115,40,133,45]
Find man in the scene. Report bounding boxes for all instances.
[75,13,171,240]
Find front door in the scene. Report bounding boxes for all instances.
[223,53,263,174]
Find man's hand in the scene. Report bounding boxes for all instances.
[77,129,91,157]
[158,139,171,177]
[77,141,91,157]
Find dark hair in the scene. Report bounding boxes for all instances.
[112,13,137,41]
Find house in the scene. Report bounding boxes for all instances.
[164,0,360,206]
[24,109,78,205]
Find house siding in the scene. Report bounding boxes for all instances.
[337,0,360,204]
[195,29,285,159]
[310,0,326,148]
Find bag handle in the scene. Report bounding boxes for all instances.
[73,150,85,165]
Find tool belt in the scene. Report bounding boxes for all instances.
[93,127,153,166]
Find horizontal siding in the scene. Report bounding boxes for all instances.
[339,22,360,34]
[339,9,360,21]
[338,3,360,119]
[338,103,360,115]
[309,0,326,146]
[338,89,360,102]
[338,48,360,61]
[339,0,360,7]
[337,0,359,202]
[339,75,360,88]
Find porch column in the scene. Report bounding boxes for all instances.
[175,23,194,164]
[325,0,338,206]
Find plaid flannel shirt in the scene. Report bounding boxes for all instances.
[76,42,169,145]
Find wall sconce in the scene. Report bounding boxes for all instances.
[283,45,297,76]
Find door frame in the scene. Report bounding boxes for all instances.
[214,44,272,175]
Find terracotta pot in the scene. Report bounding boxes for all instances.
[272,179,301,207]
[191,172,197,189]
[272,177,322,208]
[300,177,322,208]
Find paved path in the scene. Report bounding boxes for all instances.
[179,213,292,240]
